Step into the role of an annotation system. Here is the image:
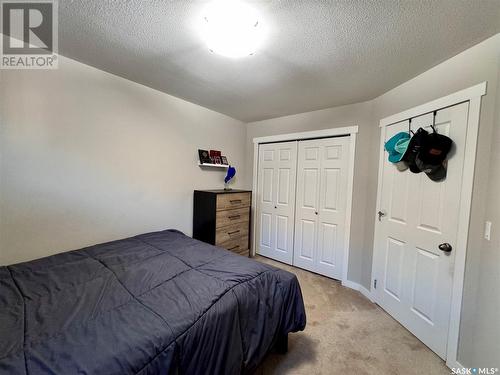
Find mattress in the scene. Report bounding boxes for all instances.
[0,229,306,374]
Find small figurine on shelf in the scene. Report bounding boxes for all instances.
[224,166,236,190]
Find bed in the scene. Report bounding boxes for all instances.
[0,229,306,374]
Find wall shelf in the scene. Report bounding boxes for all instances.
[198,162,229,169]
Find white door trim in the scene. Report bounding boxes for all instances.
[372,82,487,369]
[252,126,359,144]
[379,83,487,127]
[251,126,359,286]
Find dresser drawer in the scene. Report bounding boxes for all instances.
[216,192,251,211]
[218,236,249,256]
[216,207,249,228]
[193,190,252,248]
[216,222,249,245]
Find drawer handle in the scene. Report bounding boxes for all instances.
[228,245,240,251]
[228,215,241,220]
[228,230,240,235]
[230,199,242,204]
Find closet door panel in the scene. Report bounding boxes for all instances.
[316,137,349,279]
[272,142,298,264]
[256,141,297,264]
[260,212,272,249]
[323,168,340,211]
[298,219,316,260]
[302,169,319,208]
[277,167,291,205]
[293,141,320,272]
[275,215,290,252]
[318,222,337,266]
[261,168,274,203]
[294,137,350,280]
[257,144,276,257]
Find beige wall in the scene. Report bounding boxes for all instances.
[245,34,500,367]
[0,55,246,266]
[469,57,500,367]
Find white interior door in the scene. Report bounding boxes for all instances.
[294,137,349,279]
[373,102,469,359]
[256,141,297,264]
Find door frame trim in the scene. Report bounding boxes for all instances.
[371,82,487,369]
[251,126,358,286]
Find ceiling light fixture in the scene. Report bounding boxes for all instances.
[201,0,265,58]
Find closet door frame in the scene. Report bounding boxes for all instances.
[251,126,358,286]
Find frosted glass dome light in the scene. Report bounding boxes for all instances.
[201,0,264,58]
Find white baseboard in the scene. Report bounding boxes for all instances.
[341,280,359,290]
[446,359,464,371]
[358,285,375,302]
[341,280,374,302]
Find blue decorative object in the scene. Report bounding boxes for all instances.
[224,166,236,190]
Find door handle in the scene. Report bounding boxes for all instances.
[378,210,386,221]
[438,243,452,253]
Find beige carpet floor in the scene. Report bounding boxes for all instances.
[254,256,449,375]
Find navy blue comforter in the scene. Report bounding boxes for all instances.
[0,229,306,374]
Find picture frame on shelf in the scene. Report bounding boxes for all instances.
[209,150,221,158]
[198,149,211,164]
[221,156,228,165]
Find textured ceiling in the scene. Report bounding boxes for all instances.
[59,1,500,122]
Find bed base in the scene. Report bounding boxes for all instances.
[274,333,288,354]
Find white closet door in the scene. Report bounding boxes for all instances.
[294,137,349,279]
[256,141,297,264]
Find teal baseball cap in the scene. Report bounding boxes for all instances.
[395,138,410,157]
[385,132,410,163]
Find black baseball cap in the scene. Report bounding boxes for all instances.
[402,127,428,173]
[418,132,453,165]
[415,157,447,181]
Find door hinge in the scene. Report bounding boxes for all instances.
[373,279,377,289]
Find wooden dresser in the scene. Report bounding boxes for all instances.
[193,190,251,257]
